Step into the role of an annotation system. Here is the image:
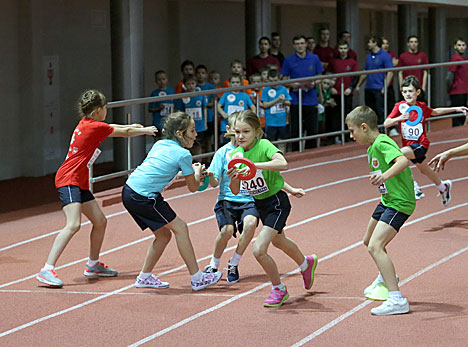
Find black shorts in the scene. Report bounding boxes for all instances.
[122,184,176,232]
[254,190,291,233]
[409,143,428,164]
[371,202,410,232]
[214,200,259,237]
[57,185,95,207]
[265,126,289,141]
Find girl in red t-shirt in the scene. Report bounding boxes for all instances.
[37,90,157,288]
[384,76,468,206]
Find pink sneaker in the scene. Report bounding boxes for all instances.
[302,254,318,290]
[264,286,289,307]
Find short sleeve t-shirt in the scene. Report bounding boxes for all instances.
[231,139,284,200]
[387,101,433,148]
[398,51,429,85]
[149,88,175,128]
[448,53,468,95]
[196,82,216,122]
[218,92,253,131]
[178,95,207,133]
[367,134,416,216]
[327,57,359,93]
[364,49,393,89]
[208,143,254,203]
[55,117,114,190]
[261,85,292,127]
[126,139,194,197]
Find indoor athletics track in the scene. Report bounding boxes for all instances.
[1,126,467,346]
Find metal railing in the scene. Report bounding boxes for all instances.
[89,59,468,192]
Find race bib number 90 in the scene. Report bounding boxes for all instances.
[401,122,423,141]
[240,169,269,196]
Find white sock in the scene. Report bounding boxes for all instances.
[377,272,384,282]
[190,270,203,282]
[139,271,151,279]
[229,252,242,266]
[438,183,447,192]
[272,283,285,291]
[42,263,54,271]
[388,291,402,299]
[210,257,220,269]
[87,258,99,267]
[299,257,308,272]
[413,180,420,190]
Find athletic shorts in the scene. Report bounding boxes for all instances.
[122,184,176,232]
[57,185,95,207]
[214,200,259,237]
[254,190,291,233]
[265,125,289,141]
[409,143,428,164]
[371,202,410,232]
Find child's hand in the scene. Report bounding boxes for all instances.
[456,106,468,115]
[428,153,450,172]
[291,188,306,198]
[369,173,385,186]
[145,126,158,136]
[226,166,239,180]
[278,95,286,103]
[399,113,410,121]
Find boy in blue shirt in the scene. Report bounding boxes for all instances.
[217,74,256,145]
[196,64,216,152]
[261,69,291,152]
[148,70,174,130]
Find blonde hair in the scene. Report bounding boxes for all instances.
[162,111,193,147]
[78,89,106,118]
[346,106,378,130]
[234,110,264,139]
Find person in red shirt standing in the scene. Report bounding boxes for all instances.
[246,37,281,77]
[384,76,467,205]
[447,37,468,127]
[398,36,429,101]
[314,28,336,70]
[36,90,158,288]
[337,31,357,61]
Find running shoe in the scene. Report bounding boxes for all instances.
[439,180,452,207]
[371,297,410,315]
[264,286,289,307]
[36,269,64,288]
[135,274,169,289]
[415,189,425,200]
[203,265,218,273]
[301,254,318,290]
[227,264,240,283]
[191,271,222,291]
[364,275,399,299]
[84,262,118,277]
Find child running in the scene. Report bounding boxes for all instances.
[121,111,222,291]
[37,89,158,288]
[203,113,260,283]
[227,110,317,307]
[383,75,468,205]
[346,105,415,315]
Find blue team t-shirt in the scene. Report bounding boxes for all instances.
[126,139,194,197]
[281,51,324,106]
[218,92,253,132]
[177,95,207,133]
[196,82,215,123]
[261,85,292,127]
[364,49,393,89]
[149,88,175,128]
[208,143,254,203]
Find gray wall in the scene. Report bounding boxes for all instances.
[1,0,467,181]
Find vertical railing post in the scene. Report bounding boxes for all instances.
[384,75,388,132]
[427,70,432,132]
[214,99,219,150]
[127,113,132,172]
[341,80,345,145]
[299,88,304,152]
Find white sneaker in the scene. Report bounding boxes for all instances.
[388,128,399,137]
[371,297,410,315]
[191,271,222,291]
[135,274,169,288]
[439,180,452,207]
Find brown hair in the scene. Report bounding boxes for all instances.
[162,111,193,147]
[78,89,106,118]
[346,106,378,130]
[234,110,264,139]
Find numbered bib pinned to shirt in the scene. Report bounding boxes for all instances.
[239,169,269,196]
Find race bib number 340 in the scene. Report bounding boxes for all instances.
[240,169,269,196]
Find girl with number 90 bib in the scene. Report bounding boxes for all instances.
[384,75,468,206]
[227,110,317,307]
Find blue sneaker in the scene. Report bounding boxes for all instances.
[36,269,64,288]
[227,264,239,283]
[84,262,118,277]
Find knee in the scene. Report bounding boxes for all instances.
[220,226,234,239]
[65,222,81,235]
[242,220,257,234]
[158,229,172,244]
[94,216,107,229]
[367,243,381,257]
[252,244,266,260]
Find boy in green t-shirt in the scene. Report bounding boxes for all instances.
[346,106,416,316]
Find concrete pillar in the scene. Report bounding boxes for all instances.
[245,0,271,63]
[110,0,146,170]
[336,0,359,52]
[428,7,447,107]
[397,4,418,55]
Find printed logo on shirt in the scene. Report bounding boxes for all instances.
[371,157,380,169]
[239,100,244,106]
[418,59,422,64]
[183,97,190,104]
[227,94,236,102]
[158,91,167,96]
[195,86,201,92]
[196,100,202,106]
[346,65,351,71]
[268,89,277,98]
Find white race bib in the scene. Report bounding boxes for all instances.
[270,103,285,114]
[161,103,172,116]
[87,148,102,169]
[371,169,388,194]
[186,107,202,120]
[401,122,423,141]
[227,105,243,115]
[240,169,269,196]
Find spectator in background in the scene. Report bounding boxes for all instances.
[314,28,336,69]
[247,37,281,77]
[355,36,393,125]
[398,35,429,101]
[175,60,195,94]
[307,37,317,53]
[337,31,357,61]
[195,64,216,151]
[282,35,324,150]
[270,32,285,66]
[447,37,468,127]
[223,59,251,95]
[381,36,399,136]
[148,70,175,131]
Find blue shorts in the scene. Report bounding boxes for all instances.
[214,200,259,237]
[409,143,428,164]
[57,185,95,207]
[122,184,176,232]
[265,125,289,141]
[371,202,410,232]
[254,190,291,233]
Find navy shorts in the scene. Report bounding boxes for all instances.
[214,200,259,237]
[371,202,410,232]
[265,126,289,141]
[57,185,95,207]
[409,143,428,164]
[122,184,176,232]
[254,190,291,233]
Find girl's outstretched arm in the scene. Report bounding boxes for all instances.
[108,125,157,138]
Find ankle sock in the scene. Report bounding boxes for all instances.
[210,257,220,269]
[388,290,402,299]
[377,272,384,282]
[190,270,203,283]
[299,257,308,272]
[438,183,447,192]
[139,271,151,279]
[43,263,54,271]
[87,259,99,267]
[229,252,242,266]
[272,283,285,291]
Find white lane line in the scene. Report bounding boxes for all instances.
[127,202,468,346]
[291,244,468,347]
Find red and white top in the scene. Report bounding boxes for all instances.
[55,117,114,190]
[387,101,433,149]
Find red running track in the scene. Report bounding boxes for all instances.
[0,126,467,346]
